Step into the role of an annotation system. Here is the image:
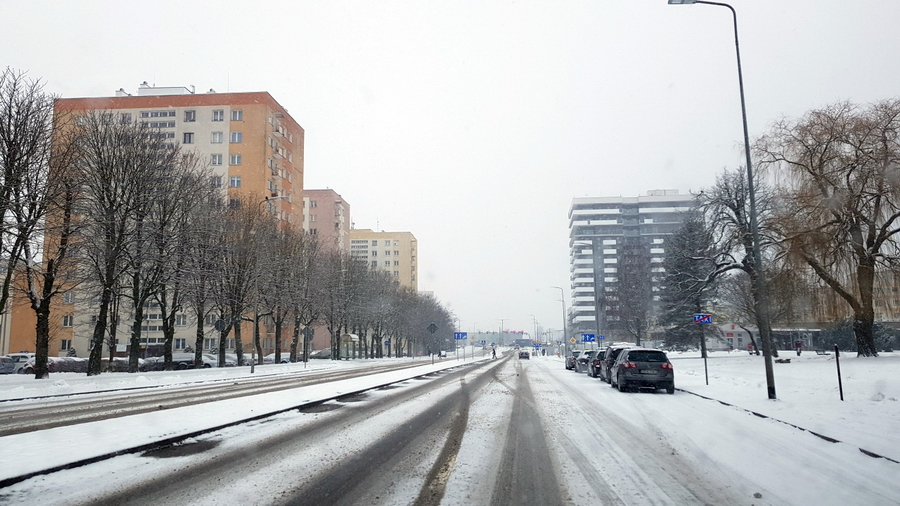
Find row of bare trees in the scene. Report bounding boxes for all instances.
[0,69,455,378]
[660,98,900,357]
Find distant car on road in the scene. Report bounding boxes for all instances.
[565,350,581,370]
[610,348,675,394]
[518,351,530,359]
[575,349,596,374]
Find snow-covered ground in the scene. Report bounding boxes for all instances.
[0,349,897,505]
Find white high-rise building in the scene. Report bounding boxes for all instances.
[568,190,695,340]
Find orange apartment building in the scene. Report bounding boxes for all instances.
[3,83,306,358]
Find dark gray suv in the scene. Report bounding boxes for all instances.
[610,348,674,394]
[598,345,629,384]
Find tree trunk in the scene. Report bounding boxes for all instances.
[290,314,301,362]
[129,293,144,373]
[218,321,231,366]
[235,322,245,366]
[274,314,284,362]
[195,305,207,367]
[88,285,113,376]
[34,303,51,379]
[854,258,879,356]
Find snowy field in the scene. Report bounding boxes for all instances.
[0,349,898,505]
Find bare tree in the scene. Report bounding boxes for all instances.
[604,237,653,346]
[73,110,180,375]
[757,99,900,356]
[181,193,225,368]
[0,69,81,378]
[697,169,779,357]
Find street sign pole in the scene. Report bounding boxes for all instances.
[693,314,713,385]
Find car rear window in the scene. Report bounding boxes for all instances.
[627,350,668,362]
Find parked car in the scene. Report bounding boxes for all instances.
[518,351,530,359]
[610,348,674,394]
[599,345,630,384]
[0,356,16,374]
[575,349,596,373]
[587,352,605,378]
[205,354,236,367]
[309,349,331,359]
[263,353,292,364]
[9,353,35,374]
[565,350,581,370]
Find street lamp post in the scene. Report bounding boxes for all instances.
[550,286,567,351]
[668,0,776,399]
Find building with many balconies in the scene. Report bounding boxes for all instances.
[568,190,694,340]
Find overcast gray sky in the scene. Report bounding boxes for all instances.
[5,1,900,338]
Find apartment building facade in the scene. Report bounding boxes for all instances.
[37,84,306,358]
[568,190,694,340]
[348,230,418,290]
[302,189,351,252]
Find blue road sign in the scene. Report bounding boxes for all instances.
[693,314,713,324]
[481,340,486,345]
[581,333,596,342]
[384,339,390,346]
[454,332,468,340]
[598,335,606,340]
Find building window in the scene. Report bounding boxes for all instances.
[63,291,75,304]
[62,315,74,327]
[175,338,186,349]
[175,314,187,326]
[120,113,132,124]
[394,261,399,266]
[371,261,377,268]
[231,110,243,121]
[210,175,222,188]
[310,200,317,208]
[213,109,225,122]
[393,271,400,277]
[211,132,224,144]
[309,229,317,235]
[231,131,242,143]
[60,339,72,351]
[372,240,378,246]
[229,176,241,188]
[310,214,317,222]
[372,251,377,256]
[211,154,223,166]
[394,250,400,255]
[183,132,194,144]
[384,261,390,267]
[184,110,196,122]
[230,154,242,166]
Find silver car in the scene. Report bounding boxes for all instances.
[610,348,675,394]
[0,356,15,374]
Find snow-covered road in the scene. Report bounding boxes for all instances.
[1,350,897,505]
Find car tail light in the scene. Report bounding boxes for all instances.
[622,361,637,369]
[660,363,673,370]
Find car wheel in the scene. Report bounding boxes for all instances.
[618,375,628,392]
[591,368,598,378]
[666,384,675,395]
